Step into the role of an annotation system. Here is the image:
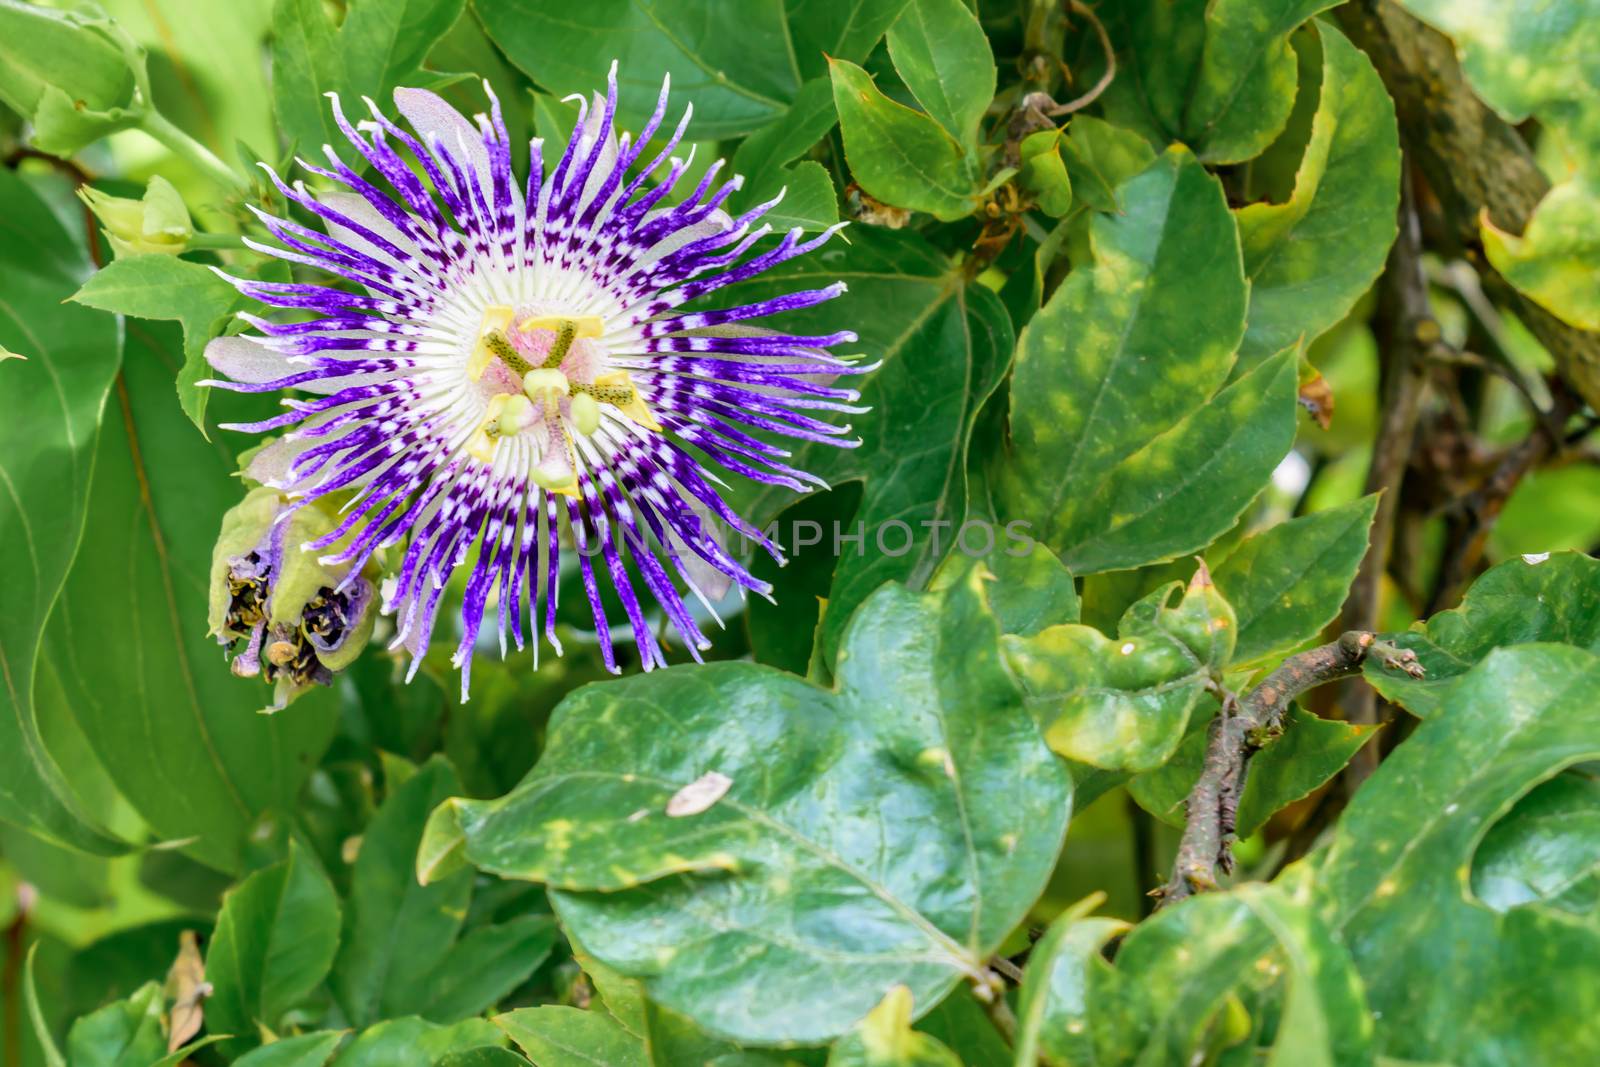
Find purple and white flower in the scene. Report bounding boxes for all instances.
[203,68,866,697]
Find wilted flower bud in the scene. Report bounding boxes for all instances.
[209,487,377,712]
[77,175,190,257]
[0,0,147,156]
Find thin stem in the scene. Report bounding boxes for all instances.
[140,110,247,195]
[1156,633,1424,907]
[186,232,249,250]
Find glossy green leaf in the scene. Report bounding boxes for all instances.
[206,841,341,1060]
[1472,773,1600,919]
[495,1007,648,1067]
[825,986,962,1067]
[330,1018,505,1067]
[1315,644,1600,1065]
[1211,496,1378,664]
[830,57,980,220]
[233,1031,349,1067]
[1129,705,1379,839]
[70,252,243,428]
[1012,904,1129,1067]
[271,0,466,159]
[1235,23,1400,367]
[39,321,337,872]
[885,0,994,150]
[449,569,1071,1044]
[409,916,558,1023]
[731,228,1014,664]
[1364,551,1600,717]
[1483,178,1600,331]
[1004,571,1232,772]
[998,148,1296,574]
[1023,879,1371,1066]
[476,0,799,140]
[0,168,128,855]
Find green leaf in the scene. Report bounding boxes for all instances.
[1059,116,1156,214]
[747,159,840,233]
[884,0,994,151]
[438,1050,534,1067]
[476,0,800,141]
[1129,705,1379,838]
[787,0,913,81]
[910,992,1008,1067]
[825,986,961,1067]
[330,1018,505,1067]
[1185,0,1341,163]
[1396,0,1600,160]
[270,0,466,159]
[1210,496,1378,664]
[731,76,838,181]
[38,320,337,872]
[206,841,341,1059]
[1472,773,1600,920]
[0,168,129,855]
[730,228,1014,664]
[1483,178,1600,331]
[1016,130,1073,217]
[63,981,167,1067]
[495,1007,649,1067]
[998,148,1296,574]
[234,1031,349,1067]
[405,915,558,1023]
[333,757,477,1025]
[449,569,1071,1044]
[929,541,1079,638]
[1235,23,1400,368]
[24,943,66,1067]
[1101,0,1340,164]
[1314,644,1600,1065]
[1004,570,1232,772]
[100,0,278,162]
[1027,879,1371,1065]
[1012,903,1129,1067]
[829,57,981,220]
[70,253,244,429]
[1364,551,1600,717]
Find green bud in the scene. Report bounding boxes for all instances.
[0,0,146,155]
[77,175,191,257]
[210,486,378,712]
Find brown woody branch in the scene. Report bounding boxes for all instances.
[1336,0,1600,410]
[1156,633,1424,907]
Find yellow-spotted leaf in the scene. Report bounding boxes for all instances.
[1235,23,1400,368]
[998,148,1297,574]
[1003,569,1233,773]
[442,569,1071,1044]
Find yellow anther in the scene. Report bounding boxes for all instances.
[569,391,601,436]
[517,314,604,338]
[467,427,498,463]
[468,305,516,381]
[530,459,579,496]
[495,393,537,436]
[592,370,663,432]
